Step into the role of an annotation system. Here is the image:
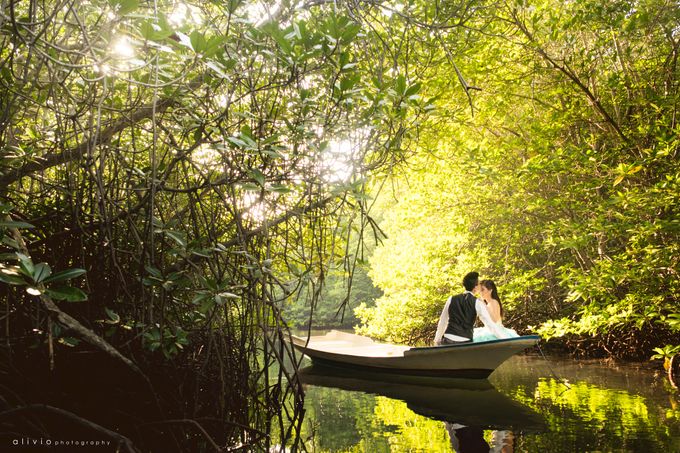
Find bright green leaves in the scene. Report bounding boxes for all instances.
[189,31,208,54]
[356,0,680,357]
[612,162,644,186]
[258,14,362,68]
[260,21,297,56]
[651,344,680,362]
[322,14,361,46]
[175,30,227,57]
[135,8,229,86]
[226,127,259,153]
[139,16,225,61]
[108,0,139,16]
[140,14,175,41]
[333,73,361,106]
[389,75,422,118]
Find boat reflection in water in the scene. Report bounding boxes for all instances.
[298,365,544,452]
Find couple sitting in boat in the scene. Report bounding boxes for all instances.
[434,271,518,345]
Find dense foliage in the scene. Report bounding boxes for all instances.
[356,0,680,359]
[0,0,433,449]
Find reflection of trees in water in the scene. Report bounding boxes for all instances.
[301,386,385,451]
[301,389,459,452]
[304,392,518,452]
[373,397,456,451]
[296,359,680,452]
[508,378,680,452]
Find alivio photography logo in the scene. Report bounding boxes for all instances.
[11,437,112,448]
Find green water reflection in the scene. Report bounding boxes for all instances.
[296,356,680,452]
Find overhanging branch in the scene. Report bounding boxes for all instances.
[0,97,175,188]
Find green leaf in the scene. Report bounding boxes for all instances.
[43,268,87,283]
[261,148,284,158]
[104,307,120,324]
[0,272,26,285]
[199,298,215,314]
[32,263,52,283]
[0,66,12,84]
[395,75,406,94]
[108,0,139,15]
[165,230,187,248]
[240,183,260,191]
[46,286,88,302]
[250,168,265,186]
[266,184,291,193]
[405,82,421,97]
[17,253,34,278]
[191,249,212,258]
[190,31,208,53]
[58,337,80,348]
[2,236,20,249]
[58,337,81,347]
[204,35,227,57]
[192,292,210,305]
[0,220,35,229]
[144,265,163,278]
[261,22,293,54]
[226,136,248,148]
[206,60,230,79]
[139,15,174,41]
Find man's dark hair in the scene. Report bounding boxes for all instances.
[462,272,479,291]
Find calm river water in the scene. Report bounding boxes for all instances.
[290,352,680,452]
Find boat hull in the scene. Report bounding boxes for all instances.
[291,330,540,378]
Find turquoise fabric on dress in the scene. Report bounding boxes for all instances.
[473,325,519,343]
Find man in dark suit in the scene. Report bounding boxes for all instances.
[434,271,510,345]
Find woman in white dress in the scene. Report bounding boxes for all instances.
[473,280,519,342]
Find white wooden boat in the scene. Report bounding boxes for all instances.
[291,330,540,378]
